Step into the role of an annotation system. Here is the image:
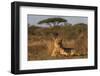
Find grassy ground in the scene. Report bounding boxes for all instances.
[28,36,87,61]
[28,25,88,61]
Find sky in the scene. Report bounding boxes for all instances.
[28,14,88,27]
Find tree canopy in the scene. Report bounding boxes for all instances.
[38,17,67,27]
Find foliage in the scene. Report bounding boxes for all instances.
[38,17,67,27]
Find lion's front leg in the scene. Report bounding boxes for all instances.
[51,48,57,56]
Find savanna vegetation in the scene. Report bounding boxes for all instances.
[28,17,88,61]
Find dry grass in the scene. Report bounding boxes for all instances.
[28,36,87,61]
[28,25,88,61]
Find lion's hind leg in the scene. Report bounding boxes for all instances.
[59,48,69,56]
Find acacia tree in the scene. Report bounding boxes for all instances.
[38,18,67,27]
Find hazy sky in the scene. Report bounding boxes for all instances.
[28,14,88,26]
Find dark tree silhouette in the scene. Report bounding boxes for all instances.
[38,17,67,27]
